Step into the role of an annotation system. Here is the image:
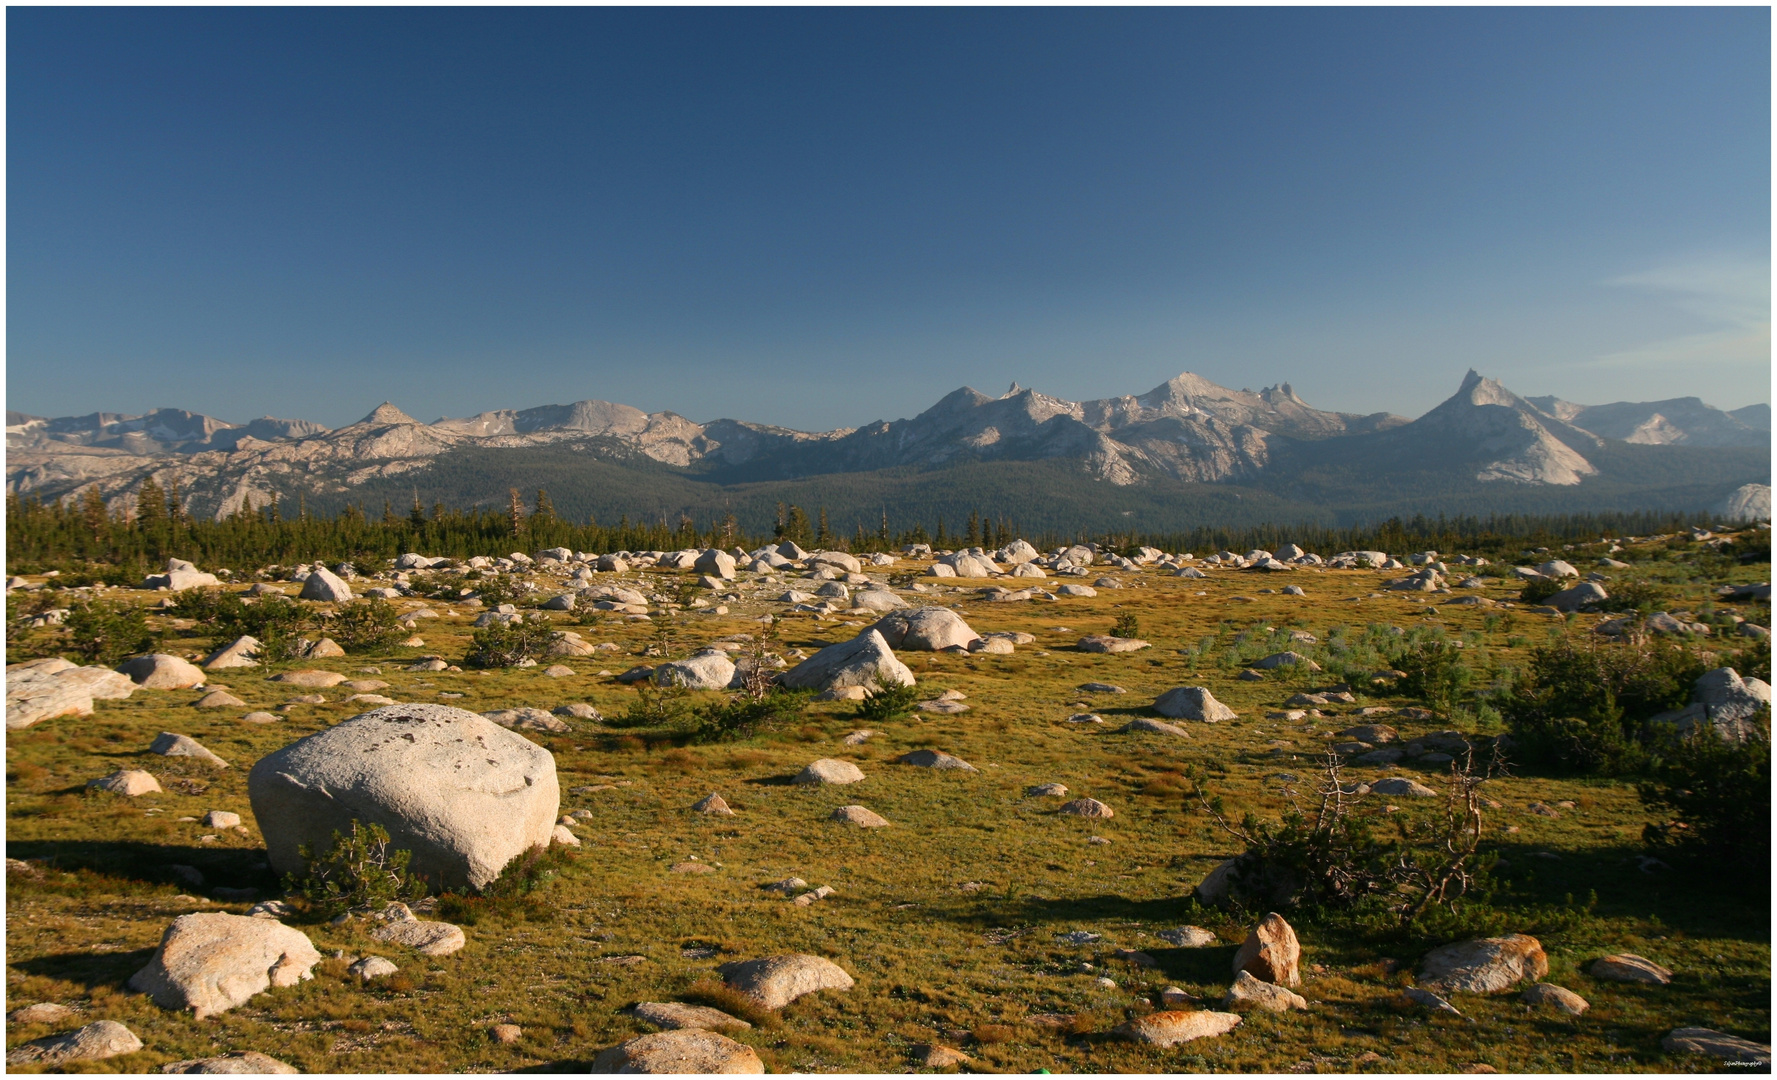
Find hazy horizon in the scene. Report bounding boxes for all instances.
[8,8,1770,431]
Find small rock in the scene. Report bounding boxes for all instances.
[160,1051,300,1073]
[150,731,229,767]
[1058,797,1113,818]
[1589,953,1672,985]
[1371,777,1436,798]
[1661,1027,1772,1065]
[349,955,399,980]
[1418,935,1548,993]
[912,1043,971,1068]
[831,805,890,827]
[88,769,161,796]
[794,758,865,785]
[1233,912,1301,987]
[896,749,976,771]
[1114,1010,1242,1046]
[692,793,735,815]
[1026,782,1068,797]
[552,825,581,847]
[7,1003,74,1024]
[627,1002,752,1031]
[5,1021,144,1066]
[1404,986,1462,1016]
[1157,926,1217,948]
[718,953,855,1010]
[202,810,242,829]
[1224,969,1309,1012]
[1522,983,1588,1015]
[591,1029,764,1073]
[368,918,466,956]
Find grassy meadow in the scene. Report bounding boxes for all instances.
[4,533,1770,1072]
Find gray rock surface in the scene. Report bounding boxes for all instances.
[868,607,981,651]
[247,703,559,891]
[718,953,855,1009]
[1153,686,1237,722]
[5,1020,144,1066]
[591,1029,764,1073]
[1418,935,1549,994]
[128,912,321,1019]
[779,629,915,691]
[117,653,208,689]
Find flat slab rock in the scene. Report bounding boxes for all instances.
[1115,1010,1242,1046]
[794,758,864,785]
[831,804,890,827]
[1158,926,1218,948]
[1077,635,1151,653]
[128,912,321,1019]
[369,917,467,956]
[592,1029,763,1074]
[1418,934,1549,994]
[1589,953,1672,984]
[1058,797,1113,818]
[1121,717,1191,738]
[718,953,855,1010]
[627,1001,752,1031]
[1662,1027,1772,1064]
[896,749,976,771]
[5,1020,144,1066]
[160,1051,300,1074]
[1224,969,1309,1012]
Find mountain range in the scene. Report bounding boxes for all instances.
[7,370,1768,531]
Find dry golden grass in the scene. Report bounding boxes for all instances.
[3,537,1770,1072]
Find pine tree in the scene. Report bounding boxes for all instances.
[508,488,525,538]
[879,507,890,544]
[135,477,167,529]
[816,506,832,547]
[785,506,811,546]
[81,487,110,541]
[534,488,555,520]
[409,493,426,528]
[966,509,981,547]
[774,502,788,540]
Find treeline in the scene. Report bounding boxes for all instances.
[5,483,1712,577]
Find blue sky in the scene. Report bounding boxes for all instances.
[8,7,1770,430]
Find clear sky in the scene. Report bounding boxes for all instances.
[8,7,1770,431]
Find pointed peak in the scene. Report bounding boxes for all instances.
[1004,382,1026,398]
[357,402,418,426]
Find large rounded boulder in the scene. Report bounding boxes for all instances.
[868,608,981,651]
[247,703,559,891]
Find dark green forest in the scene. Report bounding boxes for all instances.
[6,478,1721,579]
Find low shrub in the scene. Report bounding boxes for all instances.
[693,688,812,743]
[1501,636,1705,775]
[327,598,407,653]
[1111,612,1141,638]
[1518,578,1564,604]
[439,843,573,924]
[1592,579,1666,614]
[285,820,427,918]
[1640,727,1771,880]
[611,682,692,729]
[464,619,552,668]
[853,679,922,723]
[63,600,155,665]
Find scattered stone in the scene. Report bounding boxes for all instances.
[1252,651,1321,671]
[1371,777,1436,798]
[552,825,581,847]
[245,900,293,920]
[349,955,399,981]
[779,629,915,692]
[270,669,348,688]
[1661,1027,1772,1065]
[718,953,855,1009]
[591,1028,764,1074]
[896,749,976,771]
[831,805,890,827]
[128,912,322,1019]
[203,637,262,670]
[1233,912,1301,987]
[5,1020,144,1066]
[1120,717,1191,738]
[1114,1010,1242,1046]
[88,769,162,796]
[1521,983,1588,1015]
[202,810,242,829]
[248,703,559,892]
[912,1043,971,1068]
[1026,782,1068,797]
[841,729,873,745]
[672,861,717,874]
[1058,797,1113,818]
[1589,953,1672,985]
[693,793,735,815]
[152,731,229,766]
[482,707,571,733]
[627,1002,752,1031]
[368,916,467,956]
[1159,986,1197,1006]
[1078,682,1126,693]
[1158,926,1218,948]
[1417,935,1548,994]
[1077,635,1151,653]
[794,758,865,785]
[491,1024,522,1045]
[1224,969,1309,1012]
[1153,686,1237,722]
[117,653,208,689]
[1404,987,1462,1015]
[7,1002,74,1024]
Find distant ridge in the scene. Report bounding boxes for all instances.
[6,371,1767,525]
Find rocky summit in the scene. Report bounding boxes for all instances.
[8,370,1765,524]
